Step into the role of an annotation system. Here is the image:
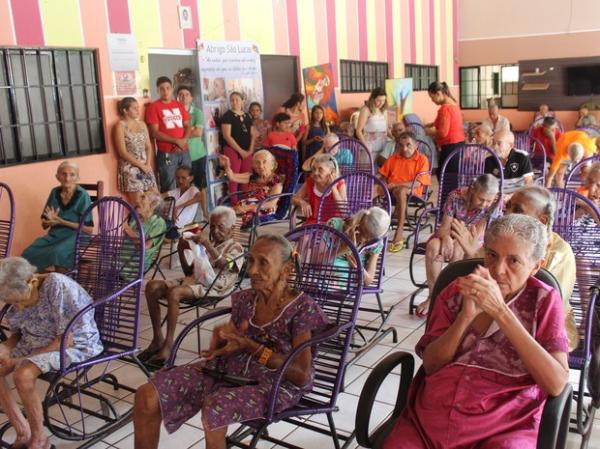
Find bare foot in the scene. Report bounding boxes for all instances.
[415,299,430,318]
[27,434,50,449]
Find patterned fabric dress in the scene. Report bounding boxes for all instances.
[150,289,329,433]
[383,277,569,449]
[22,186,93,271]
[363,112,388,155]
[117,121,157,193]
[7,273,103,373]
[238,174,284,228]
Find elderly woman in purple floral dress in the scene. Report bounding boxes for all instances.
[384,214,569,449]
[133,234,329,449]
[0,257,103,449]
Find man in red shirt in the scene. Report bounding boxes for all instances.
[145,76,191,192]
[530,116,561,162]
[263,112,297,150]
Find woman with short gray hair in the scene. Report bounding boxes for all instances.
[22,161,94,272]
[0,257,103,449]
[383,213,569,448]
[327,206,391,286]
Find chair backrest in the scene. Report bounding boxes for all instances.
[565,155,600,191]
[80,181,104,202]
[406,122,426,136]
[328,137,374,175]
[264,146,299,219]
[514,132,547,183]
[316,171,392,223]
[575,127,600,138]
[0,182,15,258]
[435,144,504,227]
[415,136,434,168]
[74,197,145,353]
[285,224,364,407]
[550,187,600,242]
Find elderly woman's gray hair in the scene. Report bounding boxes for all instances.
[357,207,390,240]
[323,133,340,149]
[313,153,339,177]
[0,257,37,299]
[471,173,499,195]
[56,160,79,175]
[511,185,556,230]
[255,233,294,263]
[484,214,548,262]
[253,149,276,169]
[145,192,163,216]
[586,161,600,184]
[210,206,237,228]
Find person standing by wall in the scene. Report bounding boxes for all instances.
[425,81,465,177]
[145,76,191,192]
[355,87,390,157]
[177,86,209,220]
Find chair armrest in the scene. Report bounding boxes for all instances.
[355,351,415,448]
[251,192,295,227]
[537,384,573,449]
[407,170,431,199]
[201,251,248,298]
[59,277,144,372]
[412,207,440,244]
[265,322,354,420]
[166,307,233,367]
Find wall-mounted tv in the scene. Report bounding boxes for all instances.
[567,65,600,96]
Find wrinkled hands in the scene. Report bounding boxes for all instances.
[42,206,61,227]
[457,266,508,321]
[201,320,250,360]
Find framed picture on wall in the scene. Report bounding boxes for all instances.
[205,130,220,155]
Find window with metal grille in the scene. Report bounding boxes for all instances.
[340,60,389,93]
[0,47,104,167]
[459,64,519,109]
[404,64,438,91]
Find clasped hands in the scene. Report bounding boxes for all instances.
[42,206,62,227]
[201,320,254,361]
[457,265,508,322]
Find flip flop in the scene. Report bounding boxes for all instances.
[137,348,159,363]
[388,240,404,253]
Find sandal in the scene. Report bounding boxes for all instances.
[137,348,159,363]
[388,240,405,253]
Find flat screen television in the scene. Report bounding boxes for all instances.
[567,65,600,96]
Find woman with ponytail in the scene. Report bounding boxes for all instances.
[134,234,329,449]
[425,81,465,178]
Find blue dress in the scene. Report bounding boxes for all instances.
[22,186,92,271]
[7,273,103,373]
[305,125,327,159]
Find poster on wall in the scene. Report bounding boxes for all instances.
[196,40,264,208]
[302,63,339,125]
[385,78,413,123]
[115,71,137,95]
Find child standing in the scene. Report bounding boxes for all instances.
[303,105,330,160]
[263,112,297,150]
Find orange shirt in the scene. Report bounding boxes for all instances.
[379,150,430,196]
[550,131,596,173]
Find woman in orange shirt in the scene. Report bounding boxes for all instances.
[425,81,465,179]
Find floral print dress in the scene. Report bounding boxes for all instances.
[7,273,103,373]
[117,121,157,193]
[150,289,329,433]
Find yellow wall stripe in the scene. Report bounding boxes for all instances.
[445,0,453,82]
[366,0,377,61]
[40,0,83,47]
[198,0,226,41]
[129,0,162,90]
[238,0,275,54]
[413,0,423,64]
[433,0,442,67]
[297,0,317,69]
[335,0,348,61]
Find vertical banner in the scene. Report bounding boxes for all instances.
[196,41,263,208]
[385,78,413,123]
[302,63,339,125]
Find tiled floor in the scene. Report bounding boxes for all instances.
[1,233,599,448]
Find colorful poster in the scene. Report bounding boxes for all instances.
[196,40,263,208]
[302,63,339,125]
[385,78,413,119]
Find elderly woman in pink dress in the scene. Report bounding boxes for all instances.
[383,214,569,449]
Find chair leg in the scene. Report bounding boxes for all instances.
[327,412,341,449]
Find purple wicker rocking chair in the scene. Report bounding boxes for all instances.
[165,225,364,449]
[407,144,504,314]
[328,137,374,175]
[0,182,15,259]
[0,197,148,446]
[565,156,600,191]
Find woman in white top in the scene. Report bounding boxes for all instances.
[355,87,390,157]
[164,166,201,229]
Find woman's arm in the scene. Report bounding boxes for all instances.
[221,123,248,158]
[363,252,379,286]
[301,147,324,172]
[143,124,156,173]
[354,107,370,146]
[248,125,257,155]
[331,181,347,204]
[436,214,453,239]
[435,109,450,140]
[291,183,313,217]
[259,182,283,211]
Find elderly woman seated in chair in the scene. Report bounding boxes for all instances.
[218,149,284,228]
[22,161,94,272]
[327,206,390,286]
[123,191,167,274]
[383,214,569,449]
[0,257,103,449]
[575,161,600,226]
[133,234,329,449]
[140,206,244,370]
